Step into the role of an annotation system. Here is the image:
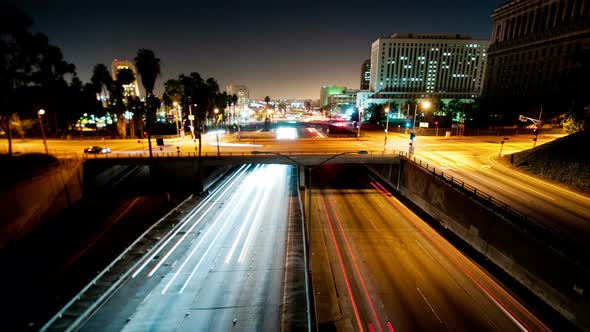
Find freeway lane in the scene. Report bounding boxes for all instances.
[80,164,292,331]
[311,164,549,331]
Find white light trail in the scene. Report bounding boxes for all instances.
[131,164,250,278]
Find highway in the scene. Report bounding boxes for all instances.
[79,164,294,331]
[310,164,549,331]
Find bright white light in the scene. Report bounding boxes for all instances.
[276,127,297,140]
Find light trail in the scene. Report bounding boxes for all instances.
[131,164,250,278]
[321,198,364,332]
[163,166,257,294]
[370,181,548,332]
[146,164,254,278]
[328,198,384,332]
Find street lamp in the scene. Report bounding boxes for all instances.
[250,149,368,331]
[37,109,48,154]
[357,107,363,139]
[173,101,180,138]
[383,106,390,152]
[412,100,431,132]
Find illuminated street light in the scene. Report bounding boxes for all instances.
[37,109,48,154]
[384,106,390,152]
[412,100,431,132]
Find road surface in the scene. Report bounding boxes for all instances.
[310,164,549,332]
[79,164,293,331]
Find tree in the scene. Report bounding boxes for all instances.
[91,64,112,101]
[134,48,161,157]
[366,103,386,126]
[116,68,135,86]
[1,5,78,151]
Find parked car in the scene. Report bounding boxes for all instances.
[84,146,111,154]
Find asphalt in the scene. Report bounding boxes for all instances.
[80,164,293,331]
[310,164,549,332]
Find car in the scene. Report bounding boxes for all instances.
[84,146,111,154]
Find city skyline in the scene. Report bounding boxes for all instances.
[18,0,504,99]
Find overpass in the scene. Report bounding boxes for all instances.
[79,150,402,167]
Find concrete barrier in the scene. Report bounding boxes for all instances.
[0,161,83,249]
[367,158,590,330]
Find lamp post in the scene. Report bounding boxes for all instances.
[383,106,390,152]
[357,107,363,139]
[412,100,431,132]
[214,108,220,156]
[251,150,368,332]
[173,101,180,138]
[37,109,48,154]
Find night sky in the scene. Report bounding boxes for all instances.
[17,0,504,100]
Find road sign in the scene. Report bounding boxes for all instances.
[419,122,429,128]
[188,115,195,120]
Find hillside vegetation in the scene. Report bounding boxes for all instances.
[509,130,590,192]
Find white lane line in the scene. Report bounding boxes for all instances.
[415,240,434,260]
[416,287,442,324]
[476,283,529,331]
[146,165,254,278]
[224,174,267,263]
[132,164,249,278]
[177,175,257,294]
[237,183,273,263]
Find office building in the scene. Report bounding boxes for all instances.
[320,85,346,108]
[360,59,371,90]
[226,83,250,105]
[328,89,360,111]
[483,0,590,108]
[111,59,140,98]
[369,33,489,99]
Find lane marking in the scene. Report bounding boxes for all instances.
[328,198,384,332]
[370,181,542,332]
[132,164,250,278]
[176,172,257,294]
[146,165,254,277]
[320,198,364,332]
[160,167,256,293]
[417,287,442,323]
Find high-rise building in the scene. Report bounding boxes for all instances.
[369,33,489,99]
[111,59,140,98]
[226,83,250,105]
[320,85,346,108]
[483,0,590,112]
[360,59,371,90]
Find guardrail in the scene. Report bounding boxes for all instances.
[78,150,402,159]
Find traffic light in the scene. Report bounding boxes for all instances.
[435,121,439,127]
[533,129,539,136]
[410,132,416,141]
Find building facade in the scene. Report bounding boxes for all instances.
[483,0,590,104]
[227,84,250,105]
[369,33,489,99]
[320,85,346,108]
[360,59,371,89]
[328,89,359,111]
[111,59,140,98]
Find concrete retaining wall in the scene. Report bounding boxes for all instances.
[367,159,590,330]
[0,161,84,249]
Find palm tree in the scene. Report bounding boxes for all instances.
[90,64,112,104]
[134,49,160,157]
